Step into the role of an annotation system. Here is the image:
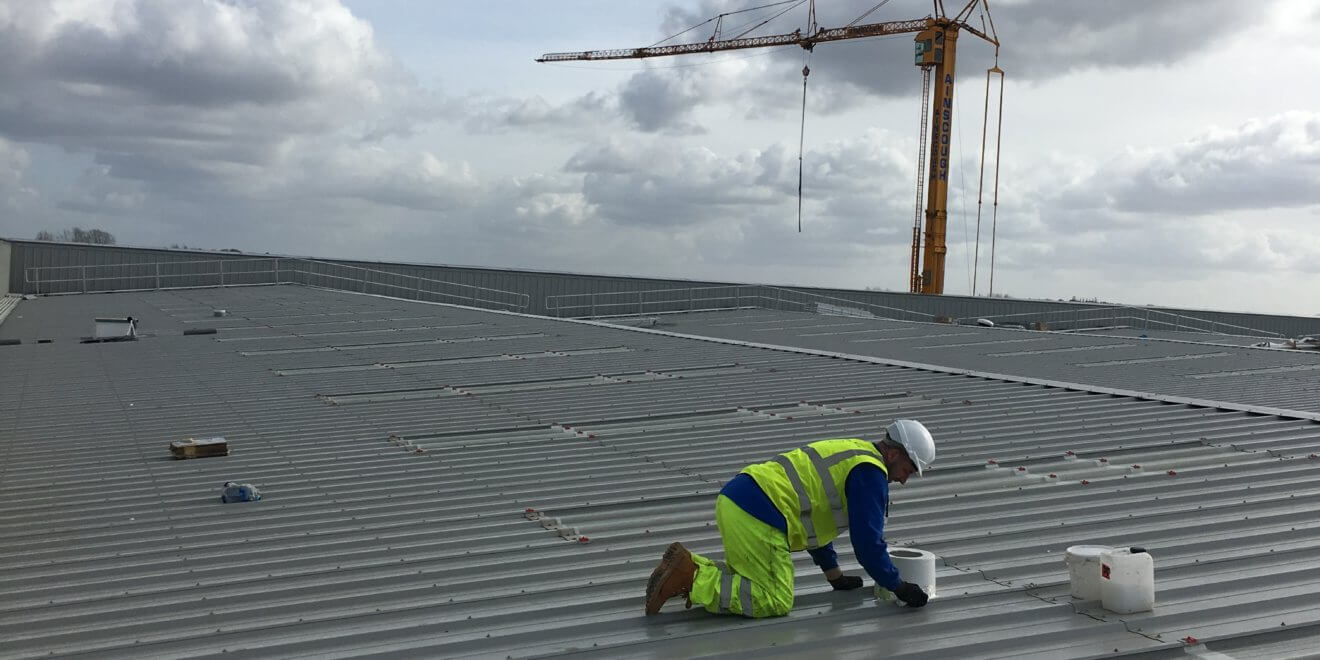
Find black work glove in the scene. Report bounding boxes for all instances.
[828,574,864,591]
[893,581,929,607]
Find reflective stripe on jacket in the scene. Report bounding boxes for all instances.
[741,438,888,551]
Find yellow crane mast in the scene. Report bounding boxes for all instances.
[539,1,1000,295]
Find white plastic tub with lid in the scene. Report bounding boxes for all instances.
[1064,545,1113,600]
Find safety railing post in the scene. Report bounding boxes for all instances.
[220,260,226,286]
[81,265,87,293]
[689,288,694,312]
[638,291,643,315]
[414,276,421,300]
[154,262,160,289]
[591,293,597,318]
[273,258,280,284]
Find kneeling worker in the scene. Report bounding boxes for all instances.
[645,419,935,616]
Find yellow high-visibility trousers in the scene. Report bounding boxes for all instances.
[688,494,796,618]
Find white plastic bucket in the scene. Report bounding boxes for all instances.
[1100,547,1155,613]
[889,547,937,598]
[874,547,938,604]
[1065,545,1113,600]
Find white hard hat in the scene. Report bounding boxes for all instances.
[885,419,935,476]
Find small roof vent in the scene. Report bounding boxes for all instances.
[82,317,138,343]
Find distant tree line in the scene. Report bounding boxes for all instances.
[35,227,116,245]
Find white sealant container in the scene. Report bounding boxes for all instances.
[1064,544,1113,600]
[1100,547,1155,614]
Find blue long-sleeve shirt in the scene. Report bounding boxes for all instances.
[720,465,902,591]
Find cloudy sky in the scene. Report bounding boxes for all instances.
[1,1,1318,316]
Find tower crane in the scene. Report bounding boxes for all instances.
[538,1,1001,295]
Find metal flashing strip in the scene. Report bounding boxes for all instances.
[215,322,485,341]
[239,332,546,354]
[911,336,1052,349]
[1187,364,1320,379]
[275,363,387,376]
[744,322,866,332]
[796,327,910,337]
[849,331,979,343]
[987,343,1135,357]
[319,386,462,405]
[1075,352,1233,367]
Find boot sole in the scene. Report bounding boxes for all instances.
[644,542,686,615]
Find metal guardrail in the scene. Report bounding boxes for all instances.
[545,284,767,318]
[24,258,279,292]
[546,284,1281,337]
[294,259,529,311]
[763,286,935,322]
[545,285,934,322]
[22,258,531,312]
[960,305,1284,338]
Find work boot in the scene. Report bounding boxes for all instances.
[645,541,698,615]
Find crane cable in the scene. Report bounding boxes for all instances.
[797,2,817,233]
[974,62,1005,296]
[987,64,1005,296]
[798,51,811,233]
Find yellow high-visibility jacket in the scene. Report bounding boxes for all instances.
[741,438,889,551]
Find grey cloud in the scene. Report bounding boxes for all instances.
[1056,112,1320,216]
[606,0,1277,132]
[984,113,1320,281]
[52,162,157,217]
[992,0,1267,80]
[3,1,391,110]
[0,137,37,212]
[563,130,917,237]
[462,92,613,134]
[565,137,785,226]
[287,148,482,214]
[0,0,415,195]
[0,138,29,190]
[617,70,708,134]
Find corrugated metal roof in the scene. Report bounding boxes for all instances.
[3,286,1320,659]
[643,309,1320,417]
